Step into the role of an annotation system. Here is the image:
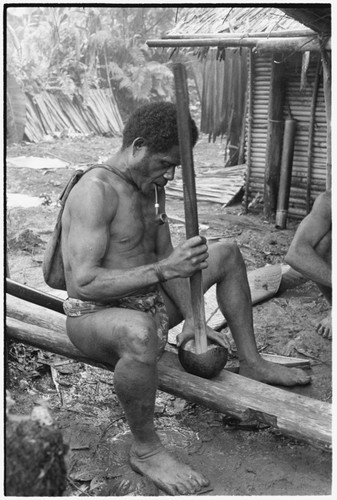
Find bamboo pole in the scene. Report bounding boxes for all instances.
[147,36,330,52]
[256,37,330,53]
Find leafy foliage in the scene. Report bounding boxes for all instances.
[6,6,178,115]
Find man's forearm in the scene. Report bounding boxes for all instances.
[285,249,331,288]
[72,261,175,302]
[160,276,194,321]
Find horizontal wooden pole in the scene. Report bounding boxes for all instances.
[6,294,331,452]
[147,37,257,48]
[147,36,330,52]
[6,278,64,314]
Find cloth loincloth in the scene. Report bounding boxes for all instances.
[63,290,169,354]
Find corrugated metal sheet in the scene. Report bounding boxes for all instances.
[246,51,327,218]
[245,52,271,208]
[284,53,327,216]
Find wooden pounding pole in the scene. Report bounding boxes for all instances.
[173,63,208,355]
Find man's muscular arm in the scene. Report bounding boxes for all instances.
[63,179,208,302]
[285,191,331,287]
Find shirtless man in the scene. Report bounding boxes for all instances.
[285,191,332,339]
[61,102,310,496]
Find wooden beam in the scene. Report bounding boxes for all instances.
[147,36,330,52]
[6,295,331,452]
[256,37,331,53]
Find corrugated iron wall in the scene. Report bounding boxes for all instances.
[246,51,327,218]
[283,53,327,216]
[246,52,271,209]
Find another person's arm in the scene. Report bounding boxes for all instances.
[285,192,331,287]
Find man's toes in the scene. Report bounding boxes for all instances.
[176,482,190,495]
[323,329,331,339]
[187,477,202,491]
[298,374,311,385]
[158,480,175,496]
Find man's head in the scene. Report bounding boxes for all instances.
[122,102,199,154]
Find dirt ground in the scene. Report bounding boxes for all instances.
[6,133,332,496]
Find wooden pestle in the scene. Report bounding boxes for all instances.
[173,63,208,354]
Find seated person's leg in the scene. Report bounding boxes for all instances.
[66,308,209,495]
[165,241,310,387]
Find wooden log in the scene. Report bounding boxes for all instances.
[6,295,332,452]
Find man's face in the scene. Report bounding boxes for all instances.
[136,145,181,189]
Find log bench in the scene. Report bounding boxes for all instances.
[6,280,332,453]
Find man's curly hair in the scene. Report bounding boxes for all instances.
[122,102,199,153]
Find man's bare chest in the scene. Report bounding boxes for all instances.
[110,192,158,250]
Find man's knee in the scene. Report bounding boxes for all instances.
[123,312,158,363]
[217,240,243,268]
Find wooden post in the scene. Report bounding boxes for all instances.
[264,53,285,220]
[275,119,297,229]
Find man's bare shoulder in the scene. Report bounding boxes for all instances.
[66,168,119,220]
[310,191,331,220]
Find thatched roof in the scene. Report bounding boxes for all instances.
[148,6,331,52]
[278,7,331,35]
[168,7,308,36]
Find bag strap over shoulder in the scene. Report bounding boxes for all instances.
[58,164,112,206]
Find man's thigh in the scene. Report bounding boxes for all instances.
[66,307,152,367]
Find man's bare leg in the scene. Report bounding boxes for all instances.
[316,283,332,340]
[203,242,311,386]
[115,356,208,494]
[66,310,209,496]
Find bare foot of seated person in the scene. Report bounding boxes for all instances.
[316,310,332,340]
[239,357,311,386]
[130,442,209,495]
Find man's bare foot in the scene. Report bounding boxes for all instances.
[239,358,311,386]
[130,443,209,495]
[316,312,332,340]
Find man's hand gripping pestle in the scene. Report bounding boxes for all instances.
[173,63,228,379]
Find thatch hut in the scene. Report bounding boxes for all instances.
[148,6,331,220]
